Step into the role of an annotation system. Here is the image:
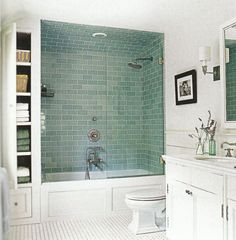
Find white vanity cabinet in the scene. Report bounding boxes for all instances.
[167,180,194,240]
[166,161,224,240]
[227,199,236,240]
[226,175,236,240]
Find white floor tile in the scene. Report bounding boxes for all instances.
[9,214,166,240]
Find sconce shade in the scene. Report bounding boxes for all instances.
[199,46,211,62]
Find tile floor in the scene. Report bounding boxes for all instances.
[9,214,166,240]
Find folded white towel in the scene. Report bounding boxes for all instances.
[16,111,29,118]
[17,167,30,177]
[16,117,29,122]
[0,168,10,239]
[16,103,29,111]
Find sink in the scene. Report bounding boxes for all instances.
[194,156,221,161]
[211,158,236,163]
[194,156,236,169]
[213,162,236,169]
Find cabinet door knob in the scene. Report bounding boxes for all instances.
[14,202,18,206]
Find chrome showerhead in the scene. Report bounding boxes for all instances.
[128,62,142,69]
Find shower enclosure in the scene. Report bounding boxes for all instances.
[41,20,164,181]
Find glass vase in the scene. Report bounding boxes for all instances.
[196,138,204,155]
[209,137,216,156]
[203,134,209,155]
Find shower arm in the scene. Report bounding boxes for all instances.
[135,57,153,62]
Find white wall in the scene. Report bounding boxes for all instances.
[164,1,236,155]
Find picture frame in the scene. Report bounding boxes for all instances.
[175,69,197,105]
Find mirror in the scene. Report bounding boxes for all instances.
[221,18,236,128]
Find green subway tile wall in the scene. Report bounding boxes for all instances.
[41,20,164,177]
[142,38,164,174]
[226,40,236,121]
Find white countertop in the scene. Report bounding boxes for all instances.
[162,154,236,175]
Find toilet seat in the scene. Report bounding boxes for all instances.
[126,188,165,201]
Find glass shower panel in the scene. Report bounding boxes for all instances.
[41,20,108,181]
[41,20,164,181]
[106,30,164,178]
[142,34,164,176]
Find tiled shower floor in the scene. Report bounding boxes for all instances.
[9,214,166,240]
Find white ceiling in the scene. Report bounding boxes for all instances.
[1,0,236,33]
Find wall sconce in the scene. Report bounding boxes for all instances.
[199,46,211,75]
[199,46,220,81]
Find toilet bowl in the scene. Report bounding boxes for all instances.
[125,188,166,235]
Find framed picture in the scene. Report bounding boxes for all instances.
[175,69,197,105]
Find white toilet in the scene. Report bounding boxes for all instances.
[125,188,166,235]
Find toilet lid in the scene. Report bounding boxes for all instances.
[126,188,166,201]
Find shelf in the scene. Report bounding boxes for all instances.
[16,92,31,96]
[17,152,31,156]
[17,122,31,126]
[16,62,31,66]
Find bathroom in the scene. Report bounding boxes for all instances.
[1,0,236,240]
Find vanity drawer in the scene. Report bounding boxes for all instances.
[166,162,191,184]
[191,169,223,194]
[227,176,236,200]
[10,187,32,219]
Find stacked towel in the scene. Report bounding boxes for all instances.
[16,103,29,123]
[17,129,30,152]
[17,129,29,139]
[17,166,30,183]
[0,168,10,239]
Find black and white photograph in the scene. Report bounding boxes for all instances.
[175,70,197,105]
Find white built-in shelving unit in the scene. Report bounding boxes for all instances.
[16,32,32,185]
[2,19,41,225]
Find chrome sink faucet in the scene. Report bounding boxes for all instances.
[221,142,236,157]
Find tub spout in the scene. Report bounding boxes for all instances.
[88,158,105,171]
[93,162,103,171]
[85,166,90,180]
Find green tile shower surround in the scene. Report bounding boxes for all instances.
[226,40,236,121]
[41,20,164,176]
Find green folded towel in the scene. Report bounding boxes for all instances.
[17,139,30,146]
[18,176,30,183]
[17,129,29,139]
[17,145,30,152]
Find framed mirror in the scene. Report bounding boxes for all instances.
[220,17,236,128]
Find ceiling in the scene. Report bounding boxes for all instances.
[1,0,236,33]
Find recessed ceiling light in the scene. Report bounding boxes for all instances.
[92,32,107,38]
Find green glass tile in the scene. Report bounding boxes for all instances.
[41,20,164,176]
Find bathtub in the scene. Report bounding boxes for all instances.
[41,170,165,221]
[45,169,154,182]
